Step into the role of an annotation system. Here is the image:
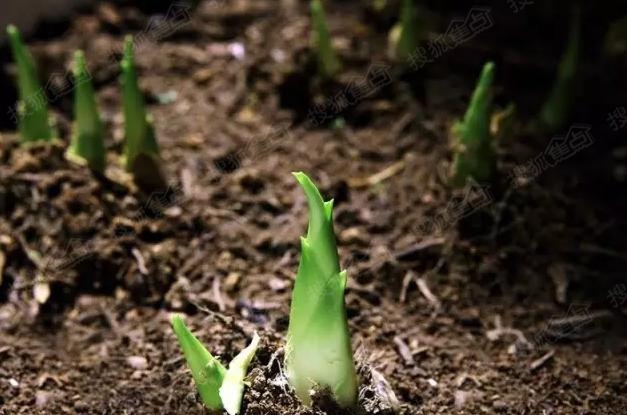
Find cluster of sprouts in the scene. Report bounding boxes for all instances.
[7,27,162,187]
[5,1,586,412]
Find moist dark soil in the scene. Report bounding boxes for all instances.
[1,1,627,414]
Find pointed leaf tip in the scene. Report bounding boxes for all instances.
[74,50,85,64]
[73,50,88,77]
[171,314,185,331]
[6,24,18,37]
[124,35,134,51]
[323,199,334,220]
[483,61,495,76]
[293,172,324,204]
[293,172,323,202]
[293,171,329,241]
[477,62,495,88]
[122,36,135,66]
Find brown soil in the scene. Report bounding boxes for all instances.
[1,1,626,414]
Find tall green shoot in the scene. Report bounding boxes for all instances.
[285,172,358,408]
[393,0,418,61]
[66,51,105,172]
[6,25,56,142]
[539,7,580,131]
[310,0,341,79]
[450,62,496,186]
[120,36,164,189]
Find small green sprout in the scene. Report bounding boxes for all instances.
[285,172,358,408]
[121,36,164,188]
[66,51,106,172]
[219,332,261,415]
[389,0,418,61]
[171,315,260,414]
[310,0,341,79]
[604,14,627,56]
[6,25,56,142]
[171,315,225,410]
[539,7,580,131]
[450,61,496,186]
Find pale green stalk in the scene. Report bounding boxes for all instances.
[539,7,580,131]
[6,25,56,142]
[121,36,159,168]
[450,62,496,186]
[285,172,357,408]
[67,50,105,172]
[396,0,417,60]
[310,0,341,79]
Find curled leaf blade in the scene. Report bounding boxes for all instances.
[170,315,226,410]
[219,332,261,415]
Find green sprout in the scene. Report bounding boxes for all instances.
[285,172,358,408]
[389,0,418,61]
[604,14,627,56]
[539,7,580,131]
[66,51,105,172]
[219,331,261,415]
[6,25,56,142]
[450,61,496,186]
[310,0,341,79]
[121,36,164,188]
[171,315,260,414]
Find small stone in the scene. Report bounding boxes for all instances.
[228,42,245,60]
[126,356,148,370]
[224,272,241,291]
[340,227,362,243]
[74,400,89,411]
[36,390,52,407]
[164,206,183,218]
[268,277,289,292]
[455,390,470,409]
[192,68,214,84]
[33,282,50,304]
[493,400,508,410]
[8,378,19,388]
